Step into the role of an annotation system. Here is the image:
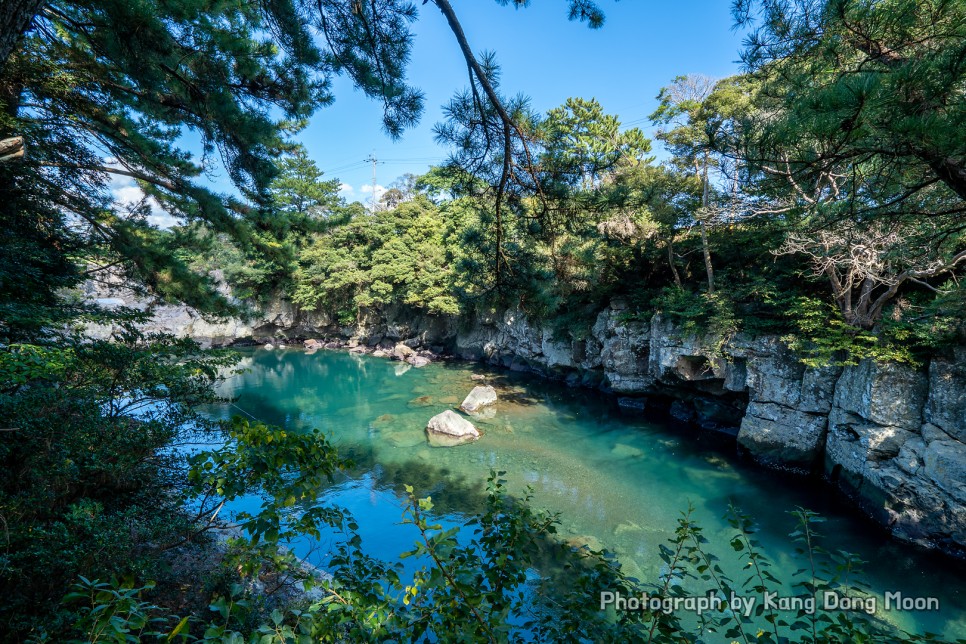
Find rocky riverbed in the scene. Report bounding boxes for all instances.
[84,279,966,559]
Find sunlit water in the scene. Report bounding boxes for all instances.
[205,348,966,639]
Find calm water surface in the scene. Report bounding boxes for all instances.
[208,348,966,639]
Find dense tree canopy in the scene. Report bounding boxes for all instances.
[0,0,612,335]
[0,0,964,640]
[730,0,966,331]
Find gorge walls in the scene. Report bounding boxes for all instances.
[86,290,966,559]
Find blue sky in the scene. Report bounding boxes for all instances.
[316,1,748,205]
[118,1,748,224]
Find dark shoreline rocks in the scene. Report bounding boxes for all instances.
[81,284,966,560]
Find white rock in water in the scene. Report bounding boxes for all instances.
[264,343,275,350]
[426,410,480,447]
[393,343,415,360]
[460,385,498,414]
[407,355,431,367]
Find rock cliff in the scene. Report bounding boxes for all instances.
[84,288,966,558]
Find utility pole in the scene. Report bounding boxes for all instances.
[365,152,378,213]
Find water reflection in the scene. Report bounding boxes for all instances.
[206,347,966,639]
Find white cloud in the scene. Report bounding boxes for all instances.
[109,172,179,229]
[338,182,355,198]
[360,183,388,201]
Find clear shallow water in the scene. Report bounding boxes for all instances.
[208,348,966,639]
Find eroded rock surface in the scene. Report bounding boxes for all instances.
[83,278,966,558]
[460,385,498,414]
[426,410,480,447]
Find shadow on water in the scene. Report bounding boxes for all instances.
[206,347,966,640]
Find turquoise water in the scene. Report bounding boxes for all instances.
[209,347,966,639]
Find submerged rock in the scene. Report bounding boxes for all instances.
[611,443,644,459]
[613,521,645,537]
[407,355,431,368]
[408,395,433,407]
[426,410,480,447]
[617,397,646,413]
[382,430,425,449]
[372,413,395,426]
[566,534,605,552]
[460,385,498,414]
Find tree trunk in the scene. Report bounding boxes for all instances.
[0,136,24,162]
[700,151,715,294]
[0,0,45,68]
[667,235,682,288]
[926,155,966,202]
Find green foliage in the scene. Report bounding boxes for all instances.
[0,325,234,638]
[61,577,178,643]
[47,474,947,642]
[782,296,959,368]
[181,145,351,302]
[270,147,343,219]
[653,287,739,351]
[541,97,652,192]
[292,195,462,319]
[187,418,348,545]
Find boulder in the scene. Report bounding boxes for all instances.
[460,385,498,414]
[304,339,322,350]
[371,349,389,358]
[833,359,928,431]
[925,348,966,442]
[426,410,480,447]
[617,397,646,413]
[737,402,827,473]
[408,395,433,407]
[407,355,431,368]
[594,308,651,392]
[611,443,644,458]
[393,343,416,360]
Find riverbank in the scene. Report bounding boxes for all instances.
[83,285,966,560]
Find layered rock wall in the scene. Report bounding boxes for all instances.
[86,288,965,558]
